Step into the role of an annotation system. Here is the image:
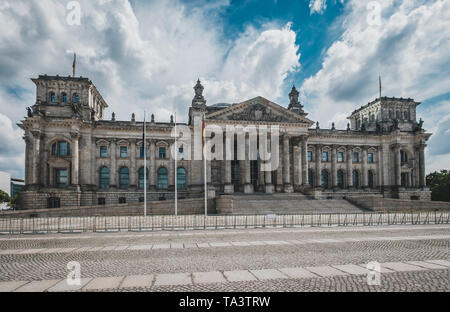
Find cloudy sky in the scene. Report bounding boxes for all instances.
[0,0,449,179]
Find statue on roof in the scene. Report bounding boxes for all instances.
[192,79,207,108]
[287,85,306,115]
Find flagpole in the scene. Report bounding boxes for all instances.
[174,112,178,216]
[203,114,207,217]
[144,111,147,218]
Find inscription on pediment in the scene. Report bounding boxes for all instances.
[228,103,292,122]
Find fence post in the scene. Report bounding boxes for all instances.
[57,217,61,233]
[9,217,12,235]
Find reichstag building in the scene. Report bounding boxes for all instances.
[18,74,431,210]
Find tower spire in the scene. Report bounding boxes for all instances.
[72,53,77,77]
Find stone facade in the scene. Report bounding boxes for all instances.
[17,75,432,210]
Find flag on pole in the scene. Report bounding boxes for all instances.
[143,113,147,217]
[203,114,207,216]
[72,53,76,77]
[202,114,206,151]
[379,75,382,98]
[174,112,178,216]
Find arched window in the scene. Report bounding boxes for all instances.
[337,170,345,188]
[99,167,110,189]
[321,170,329,189]
[308,169,314,187]
[73,93,79,103]
[177,168,186,190]
[50,92,56,103]
[352,170,360,189]
[368,170,374,189]
[157,167,168,190]
[119,167,129,189]
[138,167,149,189]
[62,93,67,103]
[51,141,72,157]
[400,150,408,163]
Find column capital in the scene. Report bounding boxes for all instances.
[346,145,353,150]
[331,144,339,150]
[391,143,401,150]
[129,138,137,144]
[283,134,291,141]
[299,134,309,142]
[70,132,80,140]
[31,130,41,139]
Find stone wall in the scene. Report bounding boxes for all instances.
[216,195,233,214]
[3,198,216,218]
[18,189,202,210]
[347,196,450,212]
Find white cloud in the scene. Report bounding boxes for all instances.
[0,113,24,179]
[301,0,450,171]
[0,0,301,178]
[309,0,327,14]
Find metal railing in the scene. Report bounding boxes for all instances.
[0,211,449,235]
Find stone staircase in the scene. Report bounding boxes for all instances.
[229,193,365,214]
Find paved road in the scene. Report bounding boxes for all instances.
[0,224,449,291]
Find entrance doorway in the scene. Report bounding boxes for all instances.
[231,161,240,192]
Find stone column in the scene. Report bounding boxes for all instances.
[331,145,338,188]
[91,138,96,186]
[393,144,401,187]
[24,135,31,185]
[264,137,274,194]
[346,146,353,188]
[31,130,41,185]
[283,134,293,192]
[419,143,426,188]
[110,139,117,188]
[71,132,80,185]
[362,147,368,188]
[149,140,156,189]
[41,135,48,186]
[244,134,253,193]
[378,147,383,189]
[130,139,136,188]
[224,133,233,194]
[315,144,322,188]
[301,136,308,187]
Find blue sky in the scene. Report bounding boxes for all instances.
[0,0,449,179]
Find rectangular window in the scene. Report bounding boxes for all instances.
[119,197,126,204]
[120,146,128,158]
[307,151,312,162]
[140,146,145,158]
[159,147,166,159]
[368,153,374,163]
[337,152,344,163]
[98,198,106,205]
[178,147,184,159]
[100,146,107,158]
[55,169,68,188]
[58,142,67,156]
[322,151,329,162]
[353,152,359,162]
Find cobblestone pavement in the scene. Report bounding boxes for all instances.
[0,224,449,291]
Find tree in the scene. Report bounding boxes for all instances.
[426,170,450,202]
[0,189,10,204]
[9,194,19,209]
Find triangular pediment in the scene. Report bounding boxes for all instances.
[206,96,313,125]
